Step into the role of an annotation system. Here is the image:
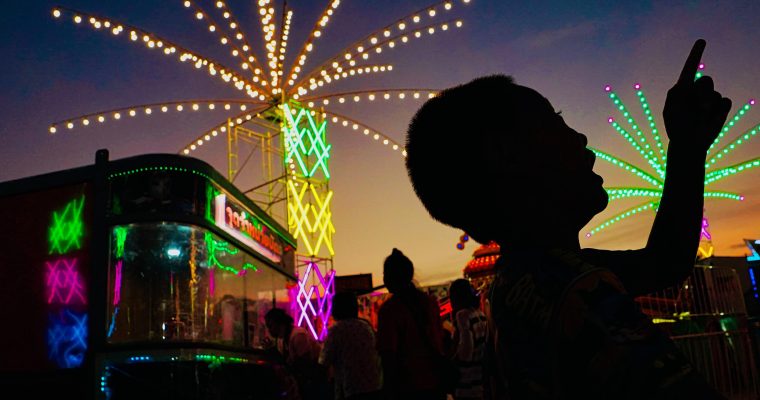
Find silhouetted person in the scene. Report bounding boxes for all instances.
[320,291,382,400]
[405,40,730,399]
[449,279,488,400]
[376,248,447,400]
[265,308,327,400]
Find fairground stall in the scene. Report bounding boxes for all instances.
[0,150,298,399]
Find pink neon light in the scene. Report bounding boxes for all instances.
[740,196,746,201]
[607,117,614,123]
[701,217,712,241]
[113,260,123,306]
[604,85,611,92]
[633,83,641,90]
[46,258,86,305]
[292,262,335,341]
[698,63,705,70]
[751,99,756,106]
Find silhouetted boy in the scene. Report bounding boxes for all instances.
[405,40,730,399]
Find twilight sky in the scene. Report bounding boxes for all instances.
[2,0,760,286]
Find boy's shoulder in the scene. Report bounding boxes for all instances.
[491,248,628,330]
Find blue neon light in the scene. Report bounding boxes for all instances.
[749,268,759,299]
[47,310,88,368]
[128,356,153,362]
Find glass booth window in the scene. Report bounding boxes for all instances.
[107,223,291,349]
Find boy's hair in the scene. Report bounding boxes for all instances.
[449,278,479,309]
[406,74,538,242]
[383,248,414,284]
[265,308,293,326]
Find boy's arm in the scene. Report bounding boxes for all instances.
[582,40,731,296]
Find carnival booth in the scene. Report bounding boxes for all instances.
[0,150,298,399]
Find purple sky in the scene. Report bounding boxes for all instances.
[2,0,760,285]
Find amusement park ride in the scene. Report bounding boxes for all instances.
[48,0,472,341]
[0,1,475,398]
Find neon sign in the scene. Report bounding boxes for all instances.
[46,258,86,305]
[214,193,283,263]
[49,195,85,254]
[46,194,88,368]
[47,310,88,368]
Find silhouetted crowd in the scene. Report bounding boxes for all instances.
[264,249,486,400]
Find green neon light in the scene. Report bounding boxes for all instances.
[282,104,332,179]
[203,232,260,275]
[592,82,759,239]
[195,354,248,369]
[113,226,128,258]
[586,201,658,237]
[608,116,665,178]
[605,188,742,202]
[705,157,760,185]
[609,91,663,170]
[707,102,755,155]
[589,147,664,188]
[634,89,667,164]
[706,121,760,167]
[49,195,86,254]
[108,166,212,181]
[205,183,219,224]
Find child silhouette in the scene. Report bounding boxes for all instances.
[405,40,730,399]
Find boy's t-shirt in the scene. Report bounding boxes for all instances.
[487,248,714,399]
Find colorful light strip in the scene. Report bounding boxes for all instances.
[286,180,335,256]
[590,74,759,240]
[113,260,123,305]
[282,104,331,179]
[706,118,759,167]
[700,216,712,241]
[203,231,260,276]
[707,99,756,155]
[749,268,759,299]
[114,226,127,258]
[607,116,665,178]
[586,201,658,237]
[292,262,335,341]
[589,147,663,188]
[633,84,667,165]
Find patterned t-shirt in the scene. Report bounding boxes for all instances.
[319,318,382,399]
[453,308,488,399]
[487,248,722,399]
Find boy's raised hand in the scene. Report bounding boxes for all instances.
[663,39,732,153]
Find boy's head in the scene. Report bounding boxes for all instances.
[383,248,414,293]
[405,74,608,244]
[449,278,478,311]
[265,308,293,338]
